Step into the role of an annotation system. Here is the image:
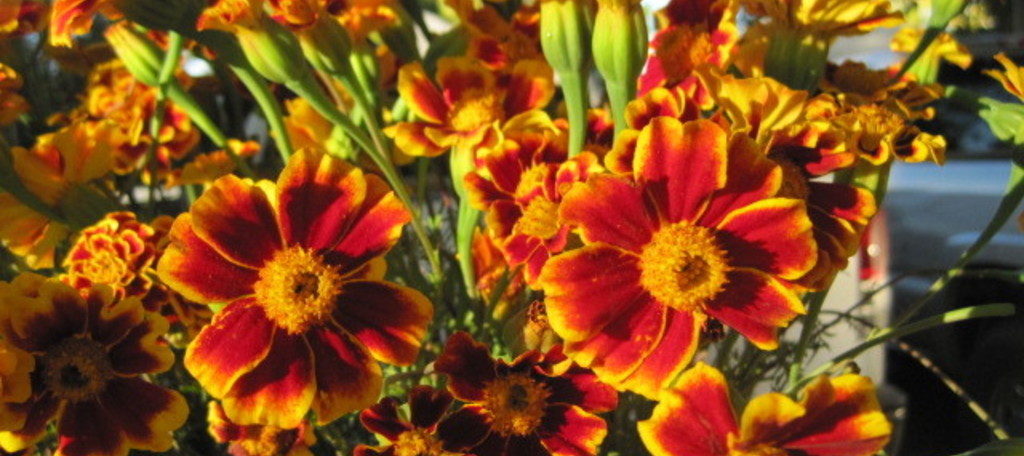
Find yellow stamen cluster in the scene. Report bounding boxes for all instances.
[449,90,503,133]
[394,428,448,456]
[482,373,550,436]
[238,425,301,456]
[518,197,561,239]
[254,246,344,335]
[42,337,114,402]
[639,222,728,312]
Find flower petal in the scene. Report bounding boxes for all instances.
[221,331,316,428]
[780,375,892,456]
[638,363,737,456]
[332,280,432,366]
[616,309,703,399]
[100,378,189,452]
[541,244,649,342]
[700,135,782,226]
[437,405,492,452]
[559,174,655,252]
[563,298,666,386]
[714,198,817,280]
[544,365,619,413]
[409,386,454,430]
[4,277,86,352]
[108,312,174,376]
[538,404,607,456]
[435,332,497,402]
[705,269,805,350]
[0,394,61,452]
[184,299,275,398]
[58,400,127,456]
[397,62,448,124]
[437,57,495,103]
[328,175,411,273]
[385,123,447,157]
[634,118,727,223]
[504,59,555,114]
[308,325,382,425]
[190,175,281,269]
[276,148,367,249]
[156,214,259,304]
[359,397,410,441]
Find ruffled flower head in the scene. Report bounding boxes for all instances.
[355,386,469,456]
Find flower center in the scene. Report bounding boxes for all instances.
[769,155,810,201]
[482,373,550,436]
[518,197,560,239]
[394,428,447,456]
[42,337,114,402]
[74,248,131,287]
[449,91,503,133]
[639,222,728,312]
[253,246,344,335]
[238,425,302,456]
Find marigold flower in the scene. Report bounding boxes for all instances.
[333,0,400,42]
[0,274,187,456]
[453,1,544,72]
[386,57,554,157]
[157,148,433,427]
[355,386,469,456]
[434,332,617,456]
[472,229,526,321]
[0,0,47,38]
[165,140,261,188]
[541,117,817,397]
[49,0,121,46]
[0,64,28,127]
[986,53,1024,103]
[638,363,891,456]
[740,0,902,39]
[0,121,117,269]
[464,127,602,286]
[891,28,972,79]
[208,401,316,456]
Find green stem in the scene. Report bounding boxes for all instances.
[794,303,1015,392]
[450,148,481,300]
[787,290,829,390]
[606,80,631,135]
[231,65,295,163]
[560,70,589,157]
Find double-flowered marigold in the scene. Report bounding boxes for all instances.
[0,273,187,456]
[355,386,468,456]
[541,117,817,397]
[434,332,617,456]
[638,363,891,456]
[208,401,316,456]
[157,148,433,428]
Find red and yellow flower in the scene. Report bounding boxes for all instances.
[446,0,543,72]
[434,332,617,456]
[165,140,261,188]
[0,0,47,38]
[355,386,468,456]
[638,363,891,456]
[49,0,121,46]
[387,56,554,157]
[157,148,433,427]
[740,0,902,39]
[0,273,187,456]
[465,127,602,286]
[208,401,316,456]
[541,117,817,397]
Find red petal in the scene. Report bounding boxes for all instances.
[541,244,649,342]
[308,326,382,424]
[437,405,492,452]
[437,57,495,104]
[409,386,454,429]
[57,400,128,456]
[360,397,411,441]
[328,175,411,273]
[332,280,432,366]
[700,135,782,226]
[504,59,554,114]
[277,149,367,249]
[157,214,259,304]
[184,299,275,398]
[563,299,665,386]
[434,332,497,402]
[634,118,727,223]
[386,122,447,157]
[221,331,316,428]
[6,279,87,352]
[705,269,804,350]
[539,404,607,456]
[638,363,737,456]
[544,366,619,413]
[779,375,892,456]
[559,174,655,252]
[616,309,702,399]
[714,198,817,280]
[190,175,282,269]
[100,378,188,452]
[108,313,174,376]
[397,62,448,124]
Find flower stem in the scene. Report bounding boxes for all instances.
[561,70,589,157]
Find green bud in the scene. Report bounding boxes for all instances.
[592,0,646,132]
[764,28,830,91]
[540,0,595,75]
[236,16,311,85]
[104,23,164,86]
[374,4,420,63]
[297,17,353,77]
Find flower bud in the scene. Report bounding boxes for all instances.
[236,15,311,85]
[764,28,829,91]
[296,16,353,76]
[592,0,646,132]
[105,22,164,86]
[540,0,594,75]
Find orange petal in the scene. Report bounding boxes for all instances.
[504,60,554,114]
[156,214,259,304]
[538,404,607,456]
[436,56,496,103]
[634,118,728,224]
[386,123,448,157]
[616,309,703,399]
[276,149,368,249]
[190,175,282,269]
[714,198,817,280]
[184,299,275,398]
[434,332,497,402]
[559,174,655,252]
[638,363,737,456]
[332,280,432,366]
[780,375,892,456]
[563,299,666,386]
[99,378,189,452]
[221,331,316,428]
[397,62,448,124]
[329,175,411,273]
[700,134,783,226]
[705,269,805,349]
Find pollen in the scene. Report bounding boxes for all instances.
[239,425,302,456]
[482,373,550,436]
[448,90,503,133]
[42,336,114,402]
[639,222,729,313]
[393,428,447,456]
[518,197,560,239]
[253,246,344,335]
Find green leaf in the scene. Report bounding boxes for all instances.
[950,439,1024,456]
[979,98,1024,147]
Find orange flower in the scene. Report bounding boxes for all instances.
[386,57,554,157]
[740,0,902,39]
[465,127,602,286]
[0,121,117,269]
[208,401,316,456]
[986,53,1024,103]
[0,64,28,127]
[49,0,121,46]
[447,0,544,72]
[165,140,261,188]
[355,386,470,456]
[157,148,432,428]
[540,118,816,397]
[639,363,891,456]
[434,332,617,456]
[333,0,400,41]
[0,0,47,38]
[0,274,187,456]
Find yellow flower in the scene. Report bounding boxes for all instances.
[165,140,261,188]
[741,0,902,39]
[986,53,1024,103]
